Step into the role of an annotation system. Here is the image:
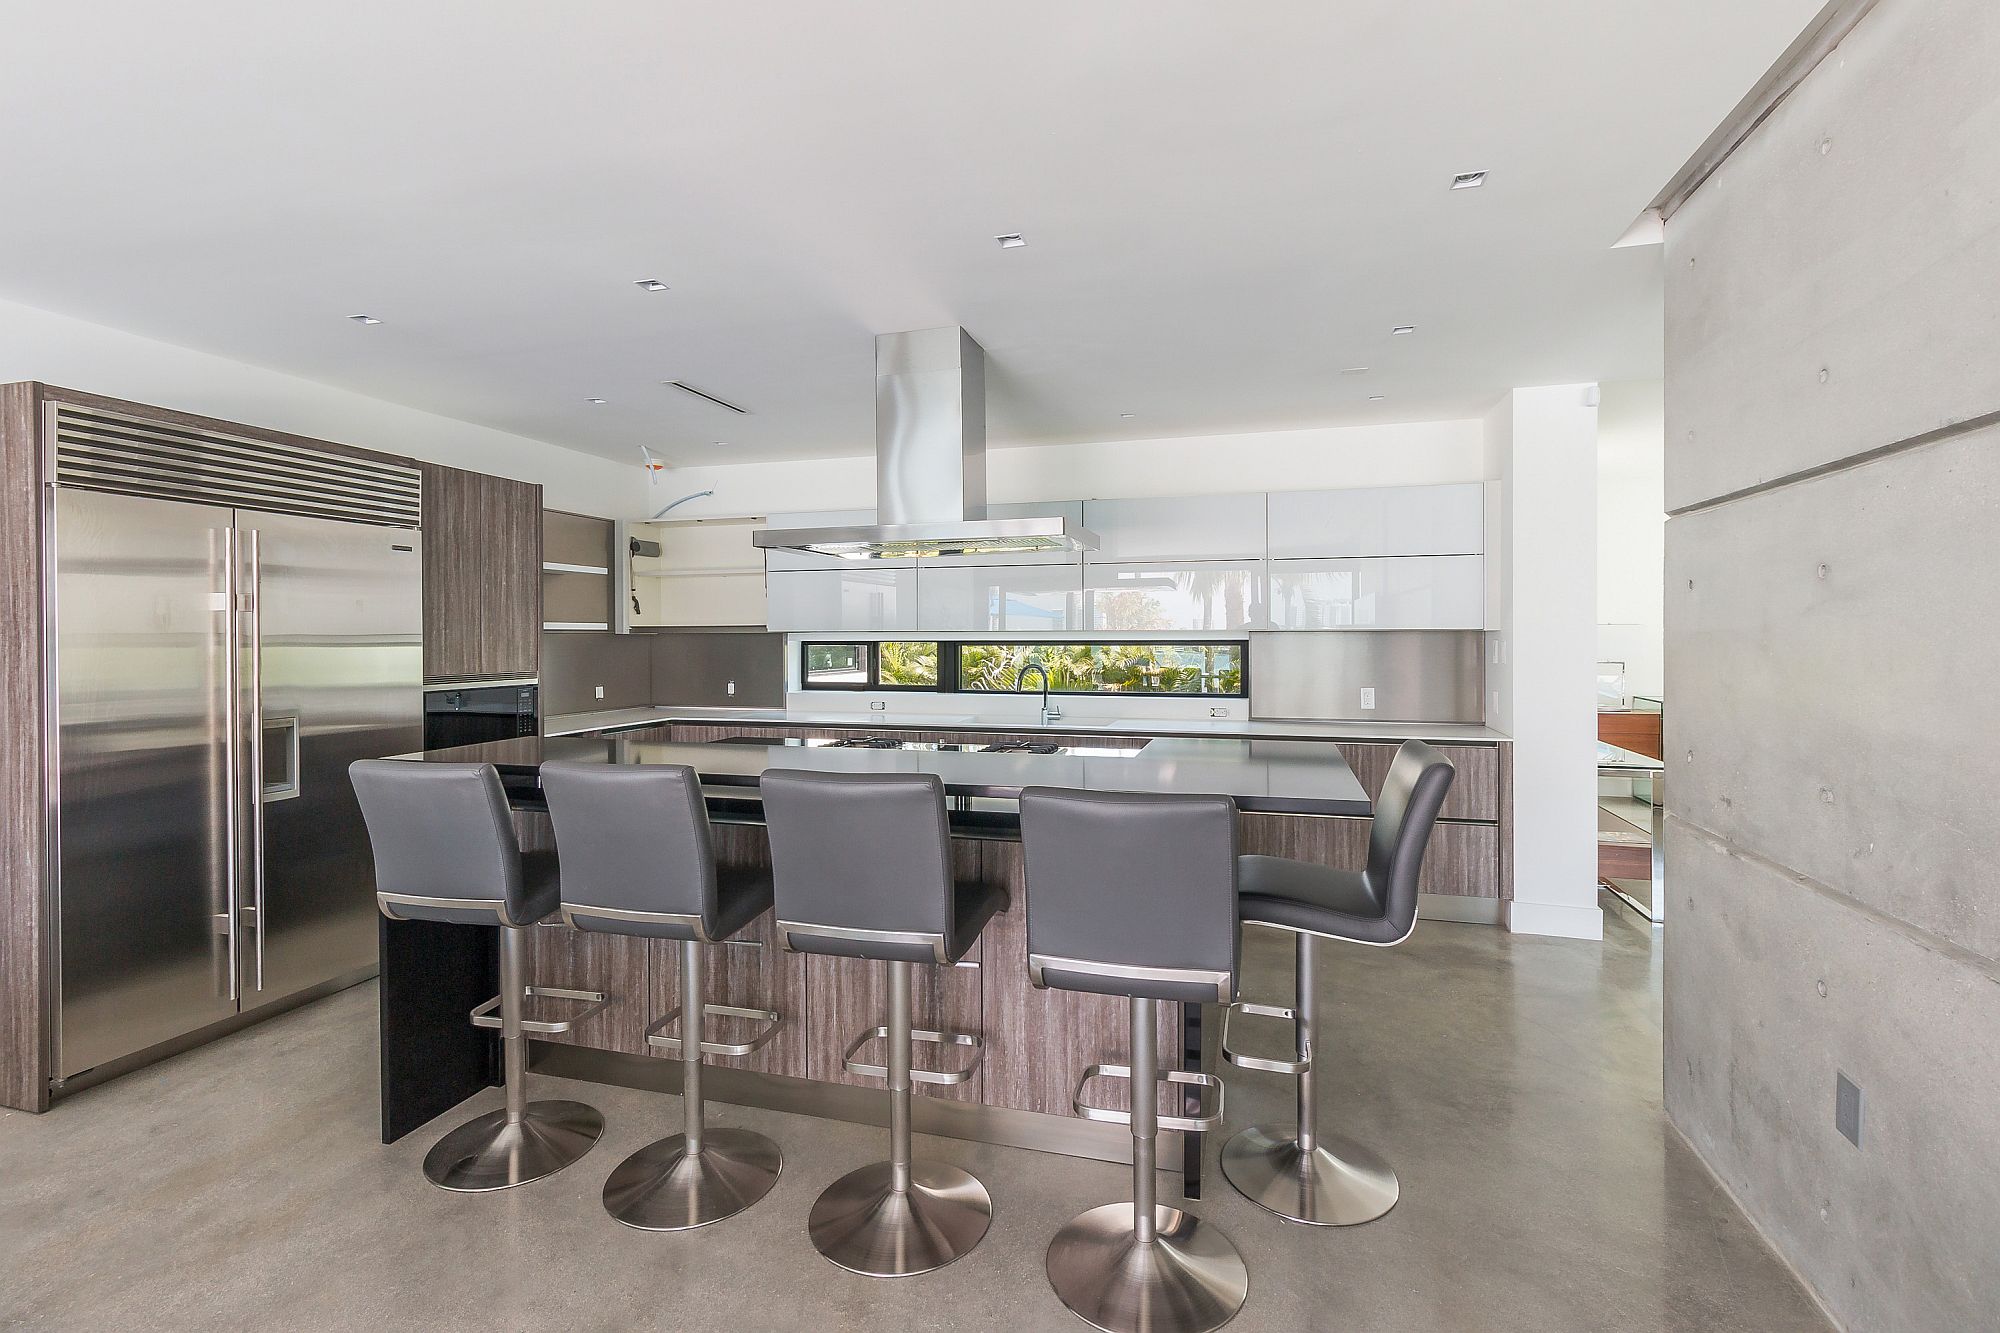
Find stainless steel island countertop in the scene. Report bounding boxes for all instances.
[400,731,1371,817]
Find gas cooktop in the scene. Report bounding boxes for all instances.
[703,735,1142,757]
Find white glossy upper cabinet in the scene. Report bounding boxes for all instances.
[1267,555,1484,630]
[1082,560,1269,632]
[927,501,1086,567]
[758,509,875,571]
[918,564,1082,631]
[1266,483,1483,559]
[764,565,917,632]
[1080,494,1266,563]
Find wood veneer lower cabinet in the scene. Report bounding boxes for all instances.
[1334,741,1501,822]
[1238,811,1501,900]
[974,840,1180,1119]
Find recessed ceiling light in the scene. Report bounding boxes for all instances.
[995,233,1027,249]
[1391,325,1416,336]
[1368,394,1387,401]
[1340,366,1370,375]
[634,279,670,292]
[585,398,608,405]
[347,314,381,325]
[1119,413,1136,419]
[1450,171,1488,190]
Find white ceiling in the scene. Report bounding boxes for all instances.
[0,2,1825,465]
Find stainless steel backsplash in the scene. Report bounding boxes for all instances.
[1249,630,1485,724]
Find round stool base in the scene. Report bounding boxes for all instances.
[602,1127,783,1231]
[422,1100,604,1192]
[807,1159,992,1277]
[1045,1201,1248,1333]
[1220,1124,1399,1226]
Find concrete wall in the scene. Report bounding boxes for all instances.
[1662,1,2000,1327]
[1596,380,1664,700]
[0,295,636,516]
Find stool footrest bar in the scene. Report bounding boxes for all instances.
[1073,1063,1225,1133]
[1220,1000,1311,1076]
[841,1024,983,1086]
[645,1003,785,1058]
[469,985,609,1036]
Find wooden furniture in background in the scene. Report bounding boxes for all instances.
[541,509,613,631]
[418,462,541,682]
[1597,709,1663,760]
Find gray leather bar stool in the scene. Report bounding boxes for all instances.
[761,768,1007,1277]
[540,760,785,1231]
[350,759,606,1191]
[1019,786,1246,1333]
[1220,739,1455,1226]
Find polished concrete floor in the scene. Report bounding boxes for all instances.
[0,900,1828,1331]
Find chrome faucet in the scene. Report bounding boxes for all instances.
[1017,663,1062,726]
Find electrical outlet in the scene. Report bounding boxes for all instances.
[1835,1071,1863,1147]
[593,685,604,700]
[1209,706,1227,718]
[869,700,887,711]
[726,680,736,696]
[1359,687,1376,710]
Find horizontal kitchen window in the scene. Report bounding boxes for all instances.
[800,640,1246,698]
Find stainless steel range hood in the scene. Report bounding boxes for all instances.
[752,327,1098,559]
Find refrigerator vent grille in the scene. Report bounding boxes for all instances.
[51,406,422,527]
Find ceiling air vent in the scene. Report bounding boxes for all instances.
[664,381,749,414]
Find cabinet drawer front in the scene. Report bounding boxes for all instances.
[1267,483,1484,559]
[1237,812,1499,898]
[1333,742,1501,822]
[1268,555,1483,630]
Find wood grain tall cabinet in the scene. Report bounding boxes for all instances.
[417,462,543,682]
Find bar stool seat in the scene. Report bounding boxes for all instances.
[1221,740,1455,1228]
[763,768,1001,1278]
[541,760,789,1232]
[351,759,606,1193]
[1021,785,1248,1333]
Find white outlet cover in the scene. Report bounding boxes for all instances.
[1360,687,1377,710]
[594,685,605,699]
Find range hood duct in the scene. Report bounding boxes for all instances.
[752,327,1098,559]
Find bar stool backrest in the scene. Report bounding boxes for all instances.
[540,761,719,939]
[1366,740,1458,940]
[762,768,956,962]
[350,759,528,925]
[1019,787,1239,1004]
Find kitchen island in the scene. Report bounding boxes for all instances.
[377,728,1372,1194]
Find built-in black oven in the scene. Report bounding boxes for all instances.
[423,683,538,750]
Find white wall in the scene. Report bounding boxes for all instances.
[0,295,635,515]
[1596,380,1665,700]
[1486,386,1602,940]
[642,419,1486,518]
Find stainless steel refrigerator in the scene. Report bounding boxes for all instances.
[48,442,422,1083]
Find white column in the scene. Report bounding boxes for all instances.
[1486,386,1603,940]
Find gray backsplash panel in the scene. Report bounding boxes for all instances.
[539,630,654,714]
[1249,630,1484,724]
[650,630,786,707]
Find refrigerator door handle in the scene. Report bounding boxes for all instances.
[246,527,266,995]
[220,525,242,1004]
[261,714,302,802]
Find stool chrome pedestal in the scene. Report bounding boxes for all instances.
[807,959,990,1277]
[601,937,783,1230]
[425,923,606,1192]
[1047,996,1245,1333]
[1219,933,1398,1226]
